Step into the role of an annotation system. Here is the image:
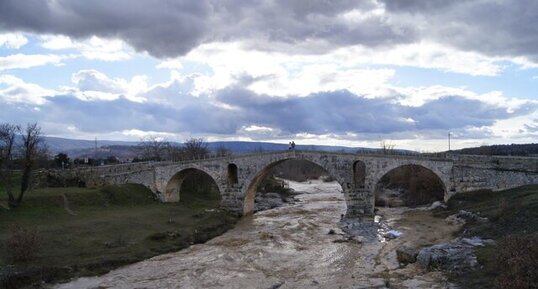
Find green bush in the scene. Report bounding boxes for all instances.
[495,233,538,289]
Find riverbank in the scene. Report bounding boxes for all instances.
[9,181,536,288]
[52,179,463,289]
[0,184,238,289]
[434,184,538,288]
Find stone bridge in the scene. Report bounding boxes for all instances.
[49,150,538,217]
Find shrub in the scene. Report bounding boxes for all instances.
[495,233,538,289]
[6,225,40,263]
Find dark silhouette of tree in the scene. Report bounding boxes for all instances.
[138,136,171,161]
[19,123,45,204]
[182,138,209,160]
[0,123,20,207]
[454,143,538,156]
[0,122,46,207]
[105,156,119,164]
[215,145,232,157]
[54,153,70,168]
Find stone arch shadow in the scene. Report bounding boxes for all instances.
[370,163,450,208]
[242,158,346,216]
[164,167,223,203]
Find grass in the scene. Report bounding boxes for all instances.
[436,185,538,289]
[0,183,237,288]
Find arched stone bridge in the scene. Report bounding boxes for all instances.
[54,150,538,218]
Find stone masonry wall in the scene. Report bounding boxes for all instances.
[40,151,538,218]
[452,154,538,192]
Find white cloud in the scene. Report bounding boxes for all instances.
[243,125,275,132]
[41,35,133,61]
[156,59,183,70]
[0,75,57,104]
[392,85,532,113]
[489,111,538,139]
[0,33,28,49]
[180,40,507,102]
[0,53,66,70]
[183,42,396,97]
[120,129,176,139]
[329,42,503,76]
[64,69,148,102]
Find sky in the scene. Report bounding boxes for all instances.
[1,0,538,152]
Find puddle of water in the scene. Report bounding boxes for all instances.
[54,179,459,289]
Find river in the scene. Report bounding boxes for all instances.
[55,180,458,289]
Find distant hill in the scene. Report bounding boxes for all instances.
[43,137,372,159]
[451,143,538,156]
[205,141,365,153]
[44,137,139,153]
[42,136,423,160]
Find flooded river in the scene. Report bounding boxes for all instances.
[56,180,458,289]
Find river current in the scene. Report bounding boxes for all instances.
[55,180,457,289]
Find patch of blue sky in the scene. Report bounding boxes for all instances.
[384,64,538,100]
[178,60,213,77]
[1,34,43,56]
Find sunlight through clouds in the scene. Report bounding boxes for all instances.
[0,1,537,151]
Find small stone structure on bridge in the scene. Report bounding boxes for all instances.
[44,150,538,218]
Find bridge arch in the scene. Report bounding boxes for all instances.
[242,158,346,215]
[372,163,447,207]
[353,160,366,189]
[227,163,239,186]
[164,167,221,204]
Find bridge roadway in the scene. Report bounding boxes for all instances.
[49,150,538,218]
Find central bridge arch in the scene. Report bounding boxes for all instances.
[242,158,346,215]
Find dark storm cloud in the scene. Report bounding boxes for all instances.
[0,0,415,58]
[0,0,211,57]
[2,0,534,61]
[380,0,538,61]
[216,89,528,136]
[3,87,532,141]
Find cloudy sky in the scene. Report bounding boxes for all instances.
[1,0,537,151]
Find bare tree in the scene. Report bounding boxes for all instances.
[183,138,209,160]
[0,123,45,207]
[215,145,232,157]
[19,123,45,204]
[380,140,396,155]
[138,136,171,161]
[168,146,184,162]
[0,123,20,207]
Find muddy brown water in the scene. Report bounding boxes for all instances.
[54,180,459,289]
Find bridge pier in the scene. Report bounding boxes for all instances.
[345,187,375,218]
[220,186,244,216]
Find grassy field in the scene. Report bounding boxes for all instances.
[436,185,538,289]
[0,183,237,288]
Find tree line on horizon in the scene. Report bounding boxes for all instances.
[453,143,538,156]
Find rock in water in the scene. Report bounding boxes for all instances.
[416,238,487,271]
[428,201,446,210]
[396,246,419,264]
[384,230,402,239]
[445,210,487,225]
